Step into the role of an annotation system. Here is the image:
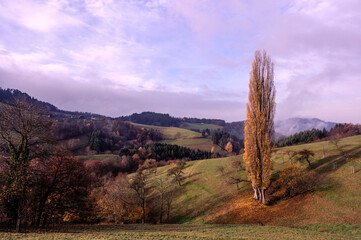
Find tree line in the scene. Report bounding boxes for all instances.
[119,111,227,127]
[0,98,203,231]
[277,123,361,147]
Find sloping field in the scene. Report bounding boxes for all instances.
[130,122,202,139]
[161,137,224,153]
[181,123,222,131]
[146,135,361,227]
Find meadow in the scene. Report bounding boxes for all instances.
[130,122,202,139]
[2,135,360,239]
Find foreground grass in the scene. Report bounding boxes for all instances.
[1,224,359,240]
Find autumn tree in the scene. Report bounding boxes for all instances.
[225,142,233,153]
[154,178,178,223]
[243,50,276,204]
[0,99,53,232]
[30,149,91,226]
[128,160,156,224]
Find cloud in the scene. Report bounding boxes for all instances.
[0,0,83,32]
[0,67,245,122]
[0,0,360,123]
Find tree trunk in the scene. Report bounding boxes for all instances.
[159,195,164,224]
[36,201,46,226]
[252,182,259,200]
[16,208,22,233]
[141,199,145,224]
[260,189,266,204]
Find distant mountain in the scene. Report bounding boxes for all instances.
[275,118,337,137]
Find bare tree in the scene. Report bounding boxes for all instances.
[0,99,53,232]
[296,149,315,169]
[128,160,157,224]
[155,178,178,223]
[167,160,186,186]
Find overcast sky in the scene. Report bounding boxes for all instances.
[0,0,360,123]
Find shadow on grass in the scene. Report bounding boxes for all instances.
[312,145,361,174]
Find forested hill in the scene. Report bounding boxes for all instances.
[118,112,183,127]
[0,87,58,111]
[118,111,226,127]
[0,88,105,119]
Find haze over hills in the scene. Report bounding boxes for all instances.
[0,88,340,140]
[275,118,337,137]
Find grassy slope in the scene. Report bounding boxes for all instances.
[130,122,227,153]
[161,137,224,153]
[2,136,360,239]
[1,224,359,240]
[147,135,361,227]
[130,122,202,139]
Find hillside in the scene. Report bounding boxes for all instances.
[129,122,225,154]
[143,135,361,227]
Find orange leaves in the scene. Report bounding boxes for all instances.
[243,50,276,203]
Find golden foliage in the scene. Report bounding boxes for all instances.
[225,142,233,153]
[243,50,276,203]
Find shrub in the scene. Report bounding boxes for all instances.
[272,164,320,198]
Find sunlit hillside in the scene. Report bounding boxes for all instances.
[142,135,361,227]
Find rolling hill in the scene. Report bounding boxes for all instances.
[141,135,361,228]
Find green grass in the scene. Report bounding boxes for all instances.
[1,224,359,240]
[181,123,223,131]
[77,154,120,161]
[130,122,202,139]
[1,136,360,239]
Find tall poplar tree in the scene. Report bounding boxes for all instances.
[243,50,276,204]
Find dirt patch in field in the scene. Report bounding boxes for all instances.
[206,191,321,226]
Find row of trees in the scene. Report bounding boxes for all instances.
[118,112,227,128]
[276,128,328,147]
[118,112,182,127]
[277,123,361,147]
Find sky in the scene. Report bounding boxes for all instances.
[0,0,360,123]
